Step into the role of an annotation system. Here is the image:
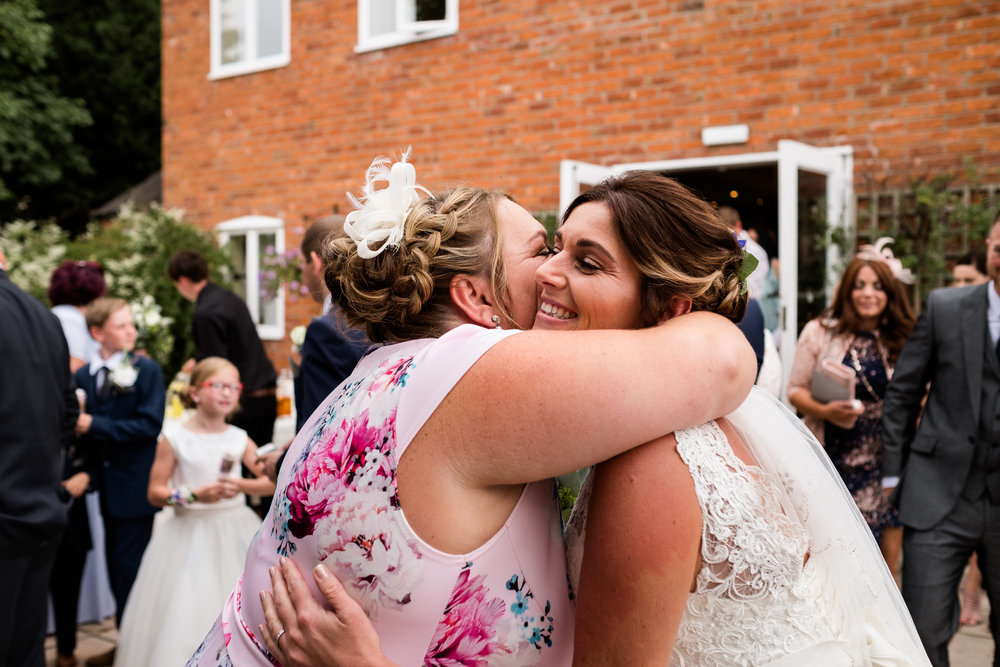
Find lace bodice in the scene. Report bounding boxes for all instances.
[567,391,928,666]
[671,421,836,665]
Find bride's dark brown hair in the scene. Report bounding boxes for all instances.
[562,171,748,327]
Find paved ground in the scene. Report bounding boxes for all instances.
[46,592,994,666]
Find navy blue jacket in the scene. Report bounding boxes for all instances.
[294,309,369,431]
[75,353,165,519]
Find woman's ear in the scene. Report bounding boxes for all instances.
[659,297,693,323]
[449,274,497,328]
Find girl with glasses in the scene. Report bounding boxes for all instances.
[114,357,275,667]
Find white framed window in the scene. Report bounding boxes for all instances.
[209,0,290,80]
[215,215,285,341]
[356,0,458,53]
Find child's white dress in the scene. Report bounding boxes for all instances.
[114,424,262,667]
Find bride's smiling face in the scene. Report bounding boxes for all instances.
[533,202,645,331]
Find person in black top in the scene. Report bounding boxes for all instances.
[168,250,278,449]
[0,247,79,667]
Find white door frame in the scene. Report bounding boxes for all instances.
[559,140,854,399]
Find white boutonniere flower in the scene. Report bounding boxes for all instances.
[110,357,139,390]
[290,325,307,355]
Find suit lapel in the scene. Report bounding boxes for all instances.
[961,284,989,425]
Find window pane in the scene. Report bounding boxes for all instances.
[369,0,395,36]
[258,233,278,326]
[416,0,445,21]
[219,0,245,64]
[229,235,248,299]
[257,0,283,58]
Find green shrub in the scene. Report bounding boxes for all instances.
[2,203,233,382]
[66,203,233,380]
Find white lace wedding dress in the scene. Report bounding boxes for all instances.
[566,388,929,666]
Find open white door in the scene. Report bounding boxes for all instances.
[559,160,614,215]
[775,140,853,393]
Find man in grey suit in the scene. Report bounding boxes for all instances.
[884,212,1000,666]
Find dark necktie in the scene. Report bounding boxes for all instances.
[97,367,111,400]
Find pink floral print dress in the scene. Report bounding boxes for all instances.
[188,325,574,666]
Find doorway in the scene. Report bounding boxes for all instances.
[559,141,855,398]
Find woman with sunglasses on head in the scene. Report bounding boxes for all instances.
[261,171,929,666]
[114,357,274,667]
[189,154,756,666]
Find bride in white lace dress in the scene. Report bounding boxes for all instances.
[552,173,927,665]
[257,171,929,666]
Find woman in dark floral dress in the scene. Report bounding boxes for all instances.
[788,243,916,575]
[825,331,894,539]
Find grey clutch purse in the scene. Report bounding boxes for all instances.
[810,359,856,404]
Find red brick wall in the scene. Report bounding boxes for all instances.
[162,0,1000,357]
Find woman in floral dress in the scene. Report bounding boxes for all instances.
[188,154,755,666]
[788,249,916,573]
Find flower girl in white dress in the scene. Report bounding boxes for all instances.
[114,357,275,667]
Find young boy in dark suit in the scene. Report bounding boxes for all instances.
[74,297,164,665]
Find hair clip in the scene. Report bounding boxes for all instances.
[344,147,430,259]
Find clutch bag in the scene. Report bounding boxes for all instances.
[811,359,856,403]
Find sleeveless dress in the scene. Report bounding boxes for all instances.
[566,388,929,666]
[189,325,575,666]
[114,424,262,667]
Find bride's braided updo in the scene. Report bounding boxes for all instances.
[323,187,512,343]
[563,171,748,326]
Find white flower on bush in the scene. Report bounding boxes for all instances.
[290,325,307,354]
[131,296,173,336]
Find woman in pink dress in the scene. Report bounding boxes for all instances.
[187,154,755,666]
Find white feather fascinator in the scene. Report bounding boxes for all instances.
[855,237,915,284]
[344,148,430,259]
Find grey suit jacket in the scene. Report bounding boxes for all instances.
[883,282,996,530]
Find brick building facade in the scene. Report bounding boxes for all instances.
[162,0,999,363]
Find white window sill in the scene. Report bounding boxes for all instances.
[354,27,456,54]
[209,54,291,80]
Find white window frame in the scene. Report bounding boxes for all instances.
[215,215,286,341]
[209,0,291,80]
[356,0,458,53]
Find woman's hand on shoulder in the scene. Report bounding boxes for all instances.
[259,558,396,667]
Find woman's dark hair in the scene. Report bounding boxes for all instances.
[822,257,916,364]
[562,170,748,326]
[48,260,106,306]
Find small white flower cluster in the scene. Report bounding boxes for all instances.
[290,324,307,354]
[131,294,171,330]
[130,295,175,364]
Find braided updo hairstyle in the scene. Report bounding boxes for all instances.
[323,187,513,343]
[563,171,748,326]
